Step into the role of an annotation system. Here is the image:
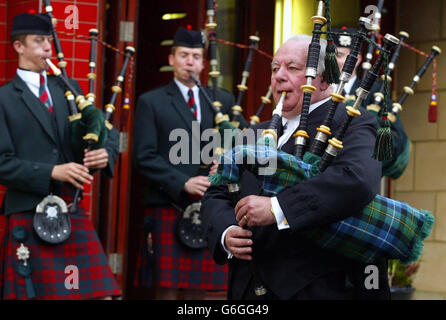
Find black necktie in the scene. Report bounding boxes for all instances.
[277,121,287,139]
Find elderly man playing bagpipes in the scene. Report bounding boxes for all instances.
[202,3,433,299]
[0,12,121,299]
[203,33,387,299]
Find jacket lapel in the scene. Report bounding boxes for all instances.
[199,87,215,130]
[280,100,331,154]
[48,76,70,144]
[167,81,195,132]
[13,75,57,144]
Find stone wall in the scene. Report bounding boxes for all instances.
[394,0,446,293]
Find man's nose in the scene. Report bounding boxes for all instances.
[273,67,287,82]
[185,55,194,65]
[43,38,52,51]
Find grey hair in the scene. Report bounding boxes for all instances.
[285,34,326,76]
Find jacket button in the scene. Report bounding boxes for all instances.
[33,165,39,170]
[53,149,58,154]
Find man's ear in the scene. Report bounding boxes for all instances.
[356,53,362,68]
[12,40,24,55]
[198,58,206,74]
[319,71,330,91]
[168,53,174,66]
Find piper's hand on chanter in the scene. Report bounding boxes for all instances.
[209,160,218,175]
[235,195,275,228]
[184,176,211,197]
[224,226,253,261]
[51,162,93,190]
[83,148,109,169]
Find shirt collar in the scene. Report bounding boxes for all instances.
[17,68,47,89]
[331,75,357,95]
[174,77,198,102]
[344,75,357,95]
[282,96,331,125]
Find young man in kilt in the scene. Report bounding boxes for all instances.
[0,13,121,299]
[133,27,246,299]
[202,35,391,299]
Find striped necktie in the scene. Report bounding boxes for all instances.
[39,74,54,113]
[187,89,197,119]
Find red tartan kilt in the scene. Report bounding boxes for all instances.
[133,206,228,290]
[0,204,121,300]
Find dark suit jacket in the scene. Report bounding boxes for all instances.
[0,74,119,215]
[202,99,390,299]
[134,80,246,208]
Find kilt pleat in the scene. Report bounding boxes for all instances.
[0,208,121,300]
[133,206,228,290]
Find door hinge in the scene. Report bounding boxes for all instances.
[119,21,134,42]
[119,132,128,153]
[109,253,123,274]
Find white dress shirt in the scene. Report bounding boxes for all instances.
[174,77,202,123]
[332,75,357,96]
[277,97,332,150]
[221,96,332,257]
[16,68,54,106]
[272,96,331,229]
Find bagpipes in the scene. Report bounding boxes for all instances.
[231,34,260,129]
[360,0,440,178]
[43,0,135,210]
[366,30,409,123]
[365,29,441,178]
[365,31,411,179]
[206,0,220,106]
[309,16,370,159]
[202,0,267,153]
[205,0,275,133]
[210,0,434,269]
[104,46,136,130]
[391,45,442,120]
[44,1,106,158]
[361,0,385,80]
[292,0,328,160]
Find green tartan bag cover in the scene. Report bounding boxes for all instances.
[210,145,434,264]
[217,119,242,153]
[367,108,411,179]
[70,104,108,163]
